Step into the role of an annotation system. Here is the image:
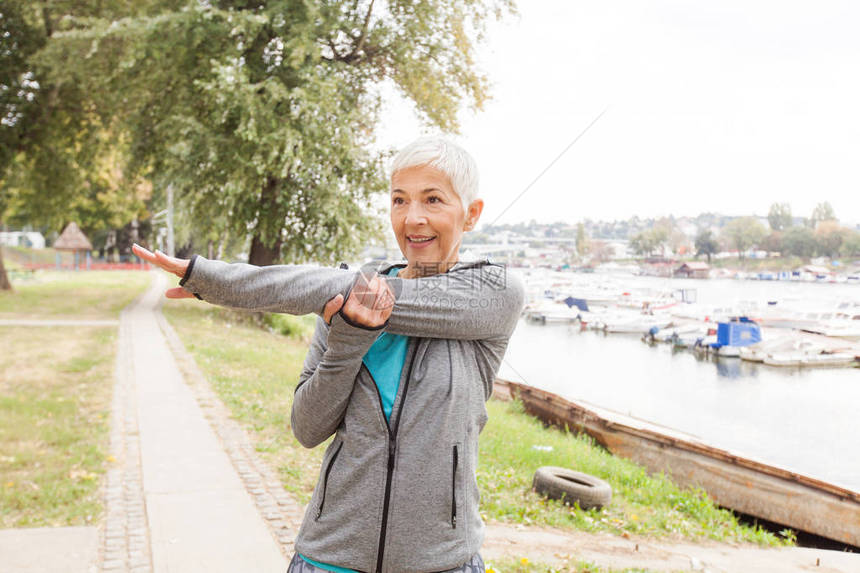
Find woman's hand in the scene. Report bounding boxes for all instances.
[323,271,394,328]
[131,243,195,299]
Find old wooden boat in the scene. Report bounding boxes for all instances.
[494,378,860,547]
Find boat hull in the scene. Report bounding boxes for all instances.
[494,378,860,547]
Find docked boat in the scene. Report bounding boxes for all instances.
[494,378,860,548]
[764,351,858,368]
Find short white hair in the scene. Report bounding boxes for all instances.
[389,136,480,214]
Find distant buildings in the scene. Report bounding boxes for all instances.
[0,231,46,249]
[674,261,711,279]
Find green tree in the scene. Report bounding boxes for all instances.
[0,244,9,290]
[629,227,668,257]
[782,226,817,258]
[0,0,46,289]
[767,202,792,231]
[761,231,783,254]
[629,231,653,257]
[721,217,766,260]
[575,222,589,256]
[32,0,514,266]
[694,229,719,263]
[840,231,860,257]
[810,201,836,229]
[814,221,849,258]
[0,1,151,261]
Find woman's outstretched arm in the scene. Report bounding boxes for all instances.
[140,247,523,341]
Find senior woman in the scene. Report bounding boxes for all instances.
[133,137,524,573]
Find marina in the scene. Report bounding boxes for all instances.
[499,269,860,499]
[520,267,860,367]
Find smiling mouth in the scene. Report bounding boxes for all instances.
[407,236,436,244]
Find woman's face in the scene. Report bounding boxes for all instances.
[390,164,483,277]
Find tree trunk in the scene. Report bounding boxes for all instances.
[248,234,282,266]
[0,246,12,291]
[247,177,282,267]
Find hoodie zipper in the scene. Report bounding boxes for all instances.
[451,444,458,528]
[364,345,416,573]
[316,440,343,520]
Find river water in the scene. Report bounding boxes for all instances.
[498,271,860,492]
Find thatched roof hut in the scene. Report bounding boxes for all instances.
[54,222,92,252]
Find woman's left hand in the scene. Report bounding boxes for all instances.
[132,243,195,299]
[323,271,394,328]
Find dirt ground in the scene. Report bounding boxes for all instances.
[482,522,860,573]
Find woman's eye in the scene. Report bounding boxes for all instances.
[392,197,404,205]
[427,196,441,204]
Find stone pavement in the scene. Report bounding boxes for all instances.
[483,523,860,573]
[99,271,296,572]
[0,527,98,573]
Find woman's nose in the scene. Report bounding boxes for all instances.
[404,202,428,225]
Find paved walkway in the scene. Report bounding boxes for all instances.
[483,523,860,573]
[101,272,291,572]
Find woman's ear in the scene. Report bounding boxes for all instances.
[463,199,484,231]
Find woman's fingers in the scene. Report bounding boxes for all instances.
[165,287,195,299]
[131,243,190,278]
[340,273,394,328]
[373,278,395,313]
[323,294,345,325]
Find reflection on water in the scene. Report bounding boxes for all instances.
[500,292,860,492]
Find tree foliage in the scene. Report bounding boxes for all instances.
[782,226,816,258]
[630,227,669,257]
[841,231,860,257]
[810,201,836,229]
[720,217,766,260]
[575,222,589,256]
[0,1,151,249]
[19,0,514,265]
[813,221,849,258]
[694,229,719,263]
[767,202,792,231]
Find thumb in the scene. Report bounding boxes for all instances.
[165,287,195,299]
[323,293,345,325]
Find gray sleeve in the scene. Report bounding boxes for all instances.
[290,313,380,449]
[180,255,357,316]
[181,255,525,341]
[384,264,526,341]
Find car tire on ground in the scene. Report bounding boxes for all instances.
[532,466,612,510]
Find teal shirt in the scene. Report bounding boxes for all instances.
[300,265,407,572]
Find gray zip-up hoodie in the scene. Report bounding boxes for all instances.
[179,255,525,573]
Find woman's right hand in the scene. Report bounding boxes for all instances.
[131,243,196,299]
[323,272,394,328]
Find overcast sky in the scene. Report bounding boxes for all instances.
[376,0,860,228]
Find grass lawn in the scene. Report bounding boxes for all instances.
[0,326,116,527]
[0,271,151,528]
[161,301,787,548]
[0,270,151,319]
[485,557,657,573]
[479,399,783,545]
